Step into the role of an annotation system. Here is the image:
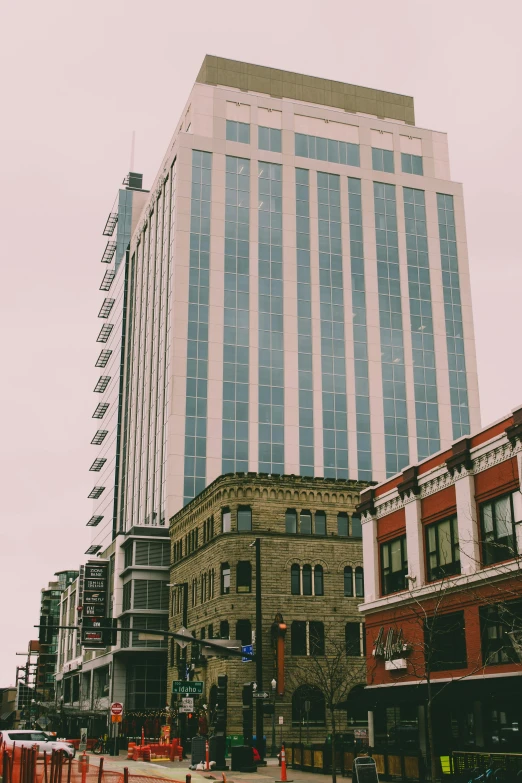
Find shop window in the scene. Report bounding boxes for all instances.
[286,509,297,533]
[237,506,252,532]
[424,611,467,672]
[220,563,230,595]
[426,516,460,581]
[355,567,364,597]
[236,561,252,593]
[381,536,408,595]
[315,511,326,535]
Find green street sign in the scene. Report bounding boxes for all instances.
[172,681,204,695]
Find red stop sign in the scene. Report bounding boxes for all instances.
[111,702,123,716]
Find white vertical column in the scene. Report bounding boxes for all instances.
[362,513,379,602]
[454,471,480,574]
[404,496,425,586]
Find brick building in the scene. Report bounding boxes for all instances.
[357,405,522,757]
[168,472,369,746]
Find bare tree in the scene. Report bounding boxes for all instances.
[288,623,366,783]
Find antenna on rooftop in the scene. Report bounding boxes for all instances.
[129,131,136,172]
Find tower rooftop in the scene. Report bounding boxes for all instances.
[196,55,415,124]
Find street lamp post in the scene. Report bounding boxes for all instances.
[270,678,277,756]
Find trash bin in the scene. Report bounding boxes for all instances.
[230,745,256,772]
[191,735,207,765]
[209,736,227,770]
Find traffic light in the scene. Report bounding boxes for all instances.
[242,682,254,745]
[38,616,55,645]
[103,619,118,646]
[215,674,228,735]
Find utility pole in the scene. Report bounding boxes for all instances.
[254,538,264,758]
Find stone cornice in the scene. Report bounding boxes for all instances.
[359,435,522,521]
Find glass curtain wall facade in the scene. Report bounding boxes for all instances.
[295,169,314,476]
[258,162,284,474]
[222,156,250,473]
[437,194,470,438]
[318,172,348,479]
[374,183,409,476]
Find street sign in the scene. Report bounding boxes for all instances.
[111,715,122,723]
[279,716,284,725]
[175,626,193,649]
[241,644,254,662]
[79,728,87,752]
[81,562,109,649]
[181,697,194,711]
[172,680,203,694]
[111,702,123,716]
[252,692,269,699]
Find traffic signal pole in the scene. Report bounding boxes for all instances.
[254,538,264,759]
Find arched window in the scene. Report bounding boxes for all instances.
[220,563,230,595]
[285,509,297,534]
[292,685,326,726]
[302,564,312,595]
[314,565,324,596]
[291,564,301,595]
[344,566,353,597]
[236,561,252,593]
[355,567,364,597]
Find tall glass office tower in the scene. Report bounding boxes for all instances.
[111,56,480,524]
[75,55,480,719]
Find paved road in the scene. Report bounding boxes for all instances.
[91,753,348,783]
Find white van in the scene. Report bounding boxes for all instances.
[0,731,76,758]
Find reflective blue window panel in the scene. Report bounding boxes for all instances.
[295,168,314,476]
[295,133,359,167]
[115,189,134,272]
[258,162,284,474]
[437,193,470,438]
[348,178,372,480]
[183,150,212,503]
[318,172,348,479]
[222,157,250,474]
[374,182,409,477]
[404,187,440,459]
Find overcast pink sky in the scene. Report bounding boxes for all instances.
[1,0,521,684]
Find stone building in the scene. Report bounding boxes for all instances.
[168,472,369,746]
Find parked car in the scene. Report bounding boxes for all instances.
[0,730,76,758]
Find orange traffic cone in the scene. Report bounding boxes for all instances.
[277,745,292,783]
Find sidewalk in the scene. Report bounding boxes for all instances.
[91,752,347,783]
